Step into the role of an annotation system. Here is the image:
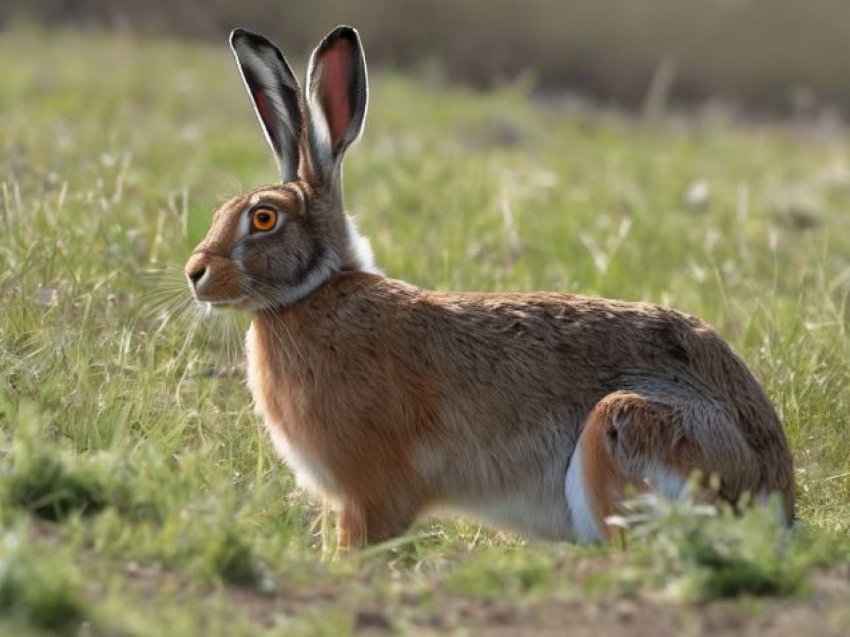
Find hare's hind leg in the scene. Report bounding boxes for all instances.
[565,389,755,542]
[566,392,678,541]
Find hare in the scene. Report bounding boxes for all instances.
[185,26,795,551]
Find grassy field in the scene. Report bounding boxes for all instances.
[1,29,850,636]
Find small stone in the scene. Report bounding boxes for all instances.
[683,180,711,211]
[355,610,392,632]
[34,286,59,307]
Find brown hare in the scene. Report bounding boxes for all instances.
[185,26,795,551]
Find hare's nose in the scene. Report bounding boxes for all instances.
[187,265,207,286]
[184,253,210,292]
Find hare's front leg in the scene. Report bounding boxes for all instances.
[335,505,365,555]
[336,499,419,554]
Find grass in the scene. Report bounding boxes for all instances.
[0,27,849,636]
[0,531,88,634]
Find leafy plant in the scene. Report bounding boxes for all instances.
[0,531,88,633]
[612,493,849,601]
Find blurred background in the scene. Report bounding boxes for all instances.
[2,0,850,119]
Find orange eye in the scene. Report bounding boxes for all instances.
[251,207,278,232]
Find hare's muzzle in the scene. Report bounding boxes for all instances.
[184,251,246,307]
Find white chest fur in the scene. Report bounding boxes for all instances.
[245,324,342,502]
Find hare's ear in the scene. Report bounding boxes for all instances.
[230,29,303,182]
[305,26,368,184]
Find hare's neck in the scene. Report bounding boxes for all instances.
[247,271,382,379]
[280,214,378,308]
[248,309,317,379]
[246,309,315,427]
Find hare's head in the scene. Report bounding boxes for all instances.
[185,27,375,311]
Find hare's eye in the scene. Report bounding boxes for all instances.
[251,208,278,233]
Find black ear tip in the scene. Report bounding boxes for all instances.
[323,25,361,46]
[230,27,272,50]
[230,28,249,43]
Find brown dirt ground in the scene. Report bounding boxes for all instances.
[116,559,850,636]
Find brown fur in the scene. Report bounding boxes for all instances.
[248,298,440,549]
[241,272,795,548]
[579,395,641,537]
[186,26,795,550]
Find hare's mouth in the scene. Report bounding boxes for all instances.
[199,296,252,312]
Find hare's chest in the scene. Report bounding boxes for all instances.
[245,325,342,502]
[264,423,342,502]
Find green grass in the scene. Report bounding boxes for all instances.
[1,27,849,635]
[0,531,88,634]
